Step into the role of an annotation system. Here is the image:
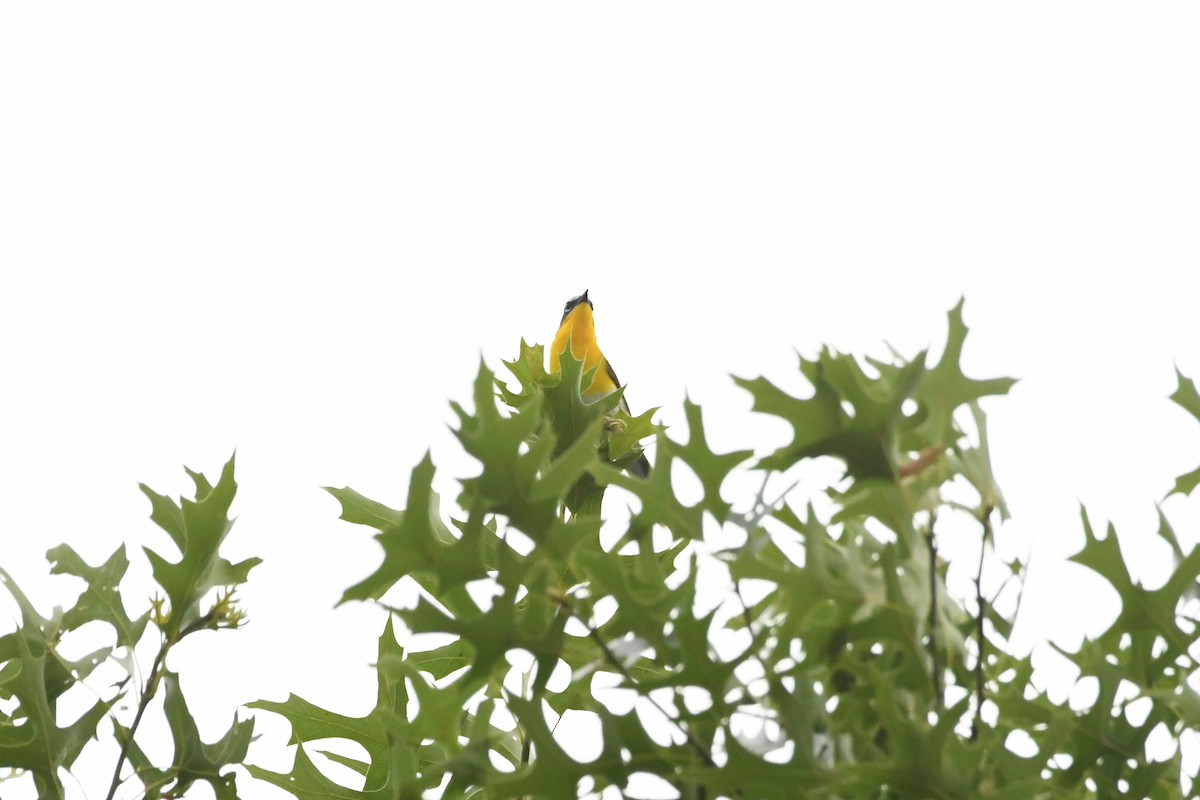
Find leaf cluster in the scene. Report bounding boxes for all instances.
[0,457,256,799]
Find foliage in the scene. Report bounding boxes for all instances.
[0,458,256,799]
[4,301,1200,799]
[245,300,1200,798]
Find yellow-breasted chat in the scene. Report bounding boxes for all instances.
[549,290,651,478]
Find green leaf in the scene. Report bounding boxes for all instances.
[141,454,261,639]
[247,744,372,800]
[442,699,495,797]
[684,732,826,797]
[316,749,371,778]
[250,618,438,797]
[671,397,753,522]
[602,404,656,476]
[406,638,476,680]
[324,487,405,530]
[48,544,150,651]
[250,632,396,786]
[1168,369,1200,497]
[1068,509,1198,665]
[144,671,254,799]
[497,339,549,409]
[114,720,174,800]
[455,359,589,529]
[596,442,704,540]
[490,697,620,799]
[503,341,657,507]
[252,692,389,755]
[953,401,1010,519]
[915,299,1017,447]
[338,454,494,604]
[0,581,110,800]
[736,346,925,479]
[539,343,623,458]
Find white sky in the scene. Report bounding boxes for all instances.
[3,3,1200,798]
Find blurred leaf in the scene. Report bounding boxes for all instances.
[491,697,654,799]
[406,638,475,680]
[953,402,1009,519]
[457,358,605,527]
[1168,369,1200,497]
[498,339,549,409]
[596,444,704,540]
[251,616,524,798]
[1069,509,1200,666]
[152,671,254,799]
[250,618,410,793]
[671,397,753,522]
[736,347,924,478]
[684,733,826,798]
[914,299,1017,447]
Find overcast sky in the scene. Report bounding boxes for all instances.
[3,3,1200,798]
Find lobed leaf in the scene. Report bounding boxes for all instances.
[48,543,149,651]
[141,453,261,638]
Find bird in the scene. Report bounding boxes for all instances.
[549,290,651,477]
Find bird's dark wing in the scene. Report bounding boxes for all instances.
[605,360,633,415]
[627,450,651,478]
[605,359,650,477]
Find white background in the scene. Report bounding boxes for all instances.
[3,3,1200,797]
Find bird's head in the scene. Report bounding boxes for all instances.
[560,290,593,325]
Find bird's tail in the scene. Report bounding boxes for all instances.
[628,451,651,478]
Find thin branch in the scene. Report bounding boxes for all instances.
[105,610,216,800]
[971,504,994,741]
[734,474,798,530]
[899,446,944,479]
[104,641,169,800]
[733,581,756,637]
[924,509,941,711]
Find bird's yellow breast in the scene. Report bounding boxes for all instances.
[550,302,618,398]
